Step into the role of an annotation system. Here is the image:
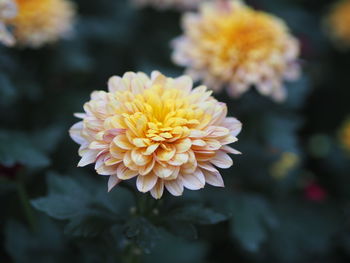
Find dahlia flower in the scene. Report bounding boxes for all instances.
[1,0,75,48]
[172,0,301,102]
[69,71,241,199]
[132,0,202,10]
[326,0,350,48]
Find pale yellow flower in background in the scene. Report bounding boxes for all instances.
[172,0,301,102]
[326,0,350,49]
[339,118,350,153]
[270,152,299,179]
[69,71,242,199]
[132,0,203,10]
[1,0,75,48]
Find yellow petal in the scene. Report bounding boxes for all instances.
[113,134,133,150]
[175,138,192,153]
[156,145,176,161]
[143,143,159,155]
[153,163,177,179]
[131,149,150,166]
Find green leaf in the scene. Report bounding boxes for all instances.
[165,220,198,240]
[124,217,161,253]
[5,216,66,263]
[171,204,228,225]
[64,210,117,237]
[31,173,133,238]
[229,194,278,253]
[31,195,86,220]
[0,130,50,168]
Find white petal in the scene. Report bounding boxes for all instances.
[164,180,184,196]
[210,151,233,169]
[223,118,242,137]
[69,122,85,144]
[202,169,224,187]
[174,75,193,94]
[108,76,127,92]
[221,145,242,155]
[108,175,121,192]
[151,180,164,199]
[78,150,99,167]
[136,174,158,193]
[198,162,218,172]
[181,169,205,190]
[117,164,138,180]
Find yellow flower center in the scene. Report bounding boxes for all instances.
[204,7,287,66]
[105,83,213,156]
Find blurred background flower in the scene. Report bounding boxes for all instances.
[172,0,300,102]
[326,0,350,49]
[1,0,75,48]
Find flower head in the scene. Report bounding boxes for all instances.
[132,0,202,10]
[69,71,241,199]
[172,0,300,102]
[326,0,350,48]
[1,0,75,48]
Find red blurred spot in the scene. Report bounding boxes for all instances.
[0,164,22,180]
[304,181,327,202]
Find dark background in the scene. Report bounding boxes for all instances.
[1,0,350,262]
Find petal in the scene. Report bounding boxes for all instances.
[221,145,242,155]
[136,174,158,193]
[175,138,192,153]
[210,151,233,169]
[174,75,193,93]
[143,143,160,155]
[156,145,176,161]
[97,164,118,175]
[113,134,133,150]
[139,158,155,176]
[206,126,230,138]
[108,76,127,92]
[69,122,85,144]
[108,175,121,192]
[223,118,242,137]
[131,149,150,166]
[198,162,218,172]
[78,150,99,167]
[202,169,224,187]
[151,180,164,199]
[153,163,177,179]
[181,169,205,190]
[117,164,139,180]
[168,153,189,166]
[219,135,238,145]
[165,180,184,196]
